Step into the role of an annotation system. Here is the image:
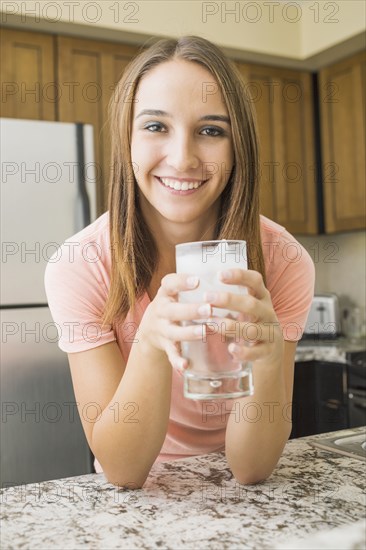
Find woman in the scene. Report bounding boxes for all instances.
[45,36,315,488]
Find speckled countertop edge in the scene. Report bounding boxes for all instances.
[1,427,365,550]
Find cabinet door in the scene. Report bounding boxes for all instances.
[0,28,56,120]
[57,36,139,215]
[291,361,318,438]
[318,51,366,232]
[315,362,348,432]
[236,63,318,234]
[292,361,349,438]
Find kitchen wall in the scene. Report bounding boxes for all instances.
[1,0,365,66]
[297,230,366,329]
[300,0,365,57]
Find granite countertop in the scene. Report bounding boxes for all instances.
[1,427,365,550]
[295,336,366,363]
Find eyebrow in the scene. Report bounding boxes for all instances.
[135,109,231,125]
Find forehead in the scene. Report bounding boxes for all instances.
[134,59,227,111]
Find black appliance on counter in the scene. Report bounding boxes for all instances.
[291,349,366,439]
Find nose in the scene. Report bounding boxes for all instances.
[164,130,200,172]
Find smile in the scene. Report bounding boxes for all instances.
[156,177,207,192]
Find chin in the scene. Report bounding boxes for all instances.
[162,213,197,224]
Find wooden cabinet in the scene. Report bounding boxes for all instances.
[235,63,318,234]
[0,28,56,120]
[57,36,140,214]
[318,51,366,232]
[2,26,364,232]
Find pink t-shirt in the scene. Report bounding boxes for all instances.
[44,211,315,472]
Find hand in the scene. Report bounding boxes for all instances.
[205,269,284,367]
[138,274,211,371]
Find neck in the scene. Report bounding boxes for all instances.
[143,204,221,268]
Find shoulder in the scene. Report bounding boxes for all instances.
[259,214,297,247]
[259,216,315,341]
[46,211,110,269]
[43,212,117,352]
[49,210,110,253]
[259,214,315,286]
[44,211,111,293]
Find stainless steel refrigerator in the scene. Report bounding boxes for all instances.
[1,118,98,487]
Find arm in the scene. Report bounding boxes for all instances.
[191,269,298,485]
[67,274,207,488]
[225,340,297,485]
[68,341,173,489]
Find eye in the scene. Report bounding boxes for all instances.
[143,122,166,132]
[200,126,225,137]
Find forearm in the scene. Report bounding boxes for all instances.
[91,342,172,488]
[225,359,292,485]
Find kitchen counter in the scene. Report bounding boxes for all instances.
[1,427,365,550]
[295,336,365,363]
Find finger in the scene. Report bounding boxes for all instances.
[159,273,200,298]
[228,341,265,362]
[165,322,207,342]
[213,318,264,343]
[206,319,280,346]
[163,301,212,322]
[165,341,187,371]
[218,269,268,299]
[203,292,265,322]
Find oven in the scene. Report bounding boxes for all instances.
[291,348,366,439]
[346,351,366,428]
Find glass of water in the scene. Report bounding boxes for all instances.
[175,240,254,400]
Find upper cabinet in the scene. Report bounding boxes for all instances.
[0,28,139,214]
[1,27,364,233]
[235,62,318,235]
[57,36,140,214]
[0,28,56,120]
[318,51,366,233]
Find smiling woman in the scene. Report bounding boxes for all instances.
[104,36,265,324]
[44,35,315,489]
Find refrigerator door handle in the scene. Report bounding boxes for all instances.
[75,123,91,231]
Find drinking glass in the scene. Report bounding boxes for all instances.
[175,240,254,399]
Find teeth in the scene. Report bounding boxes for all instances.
[160,177,204,191]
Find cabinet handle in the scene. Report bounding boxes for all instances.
[348,393,366,408]
[349,397,366,409]
[326,399,341,409]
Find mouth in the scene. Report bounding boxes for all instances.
[155,176,208,194]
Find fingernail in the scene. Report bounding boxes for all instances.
[198,303,211,317]
[219,270,232,281]
[194,324,206,337]
[186,276,199,288]
[229,343,240,354]
[204,291,218,302]
[175,357,187,369]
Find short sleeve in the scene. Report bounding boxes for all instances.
[266,231,315,342]
[44,240,116,353]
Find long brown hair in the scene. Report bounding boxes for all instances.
[101,35,265,328]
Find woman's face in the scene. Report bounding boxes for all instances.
[130,59,234,228]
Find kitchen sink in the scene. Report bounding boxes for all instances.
[334,433,366,449]
[310,429,366,460]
